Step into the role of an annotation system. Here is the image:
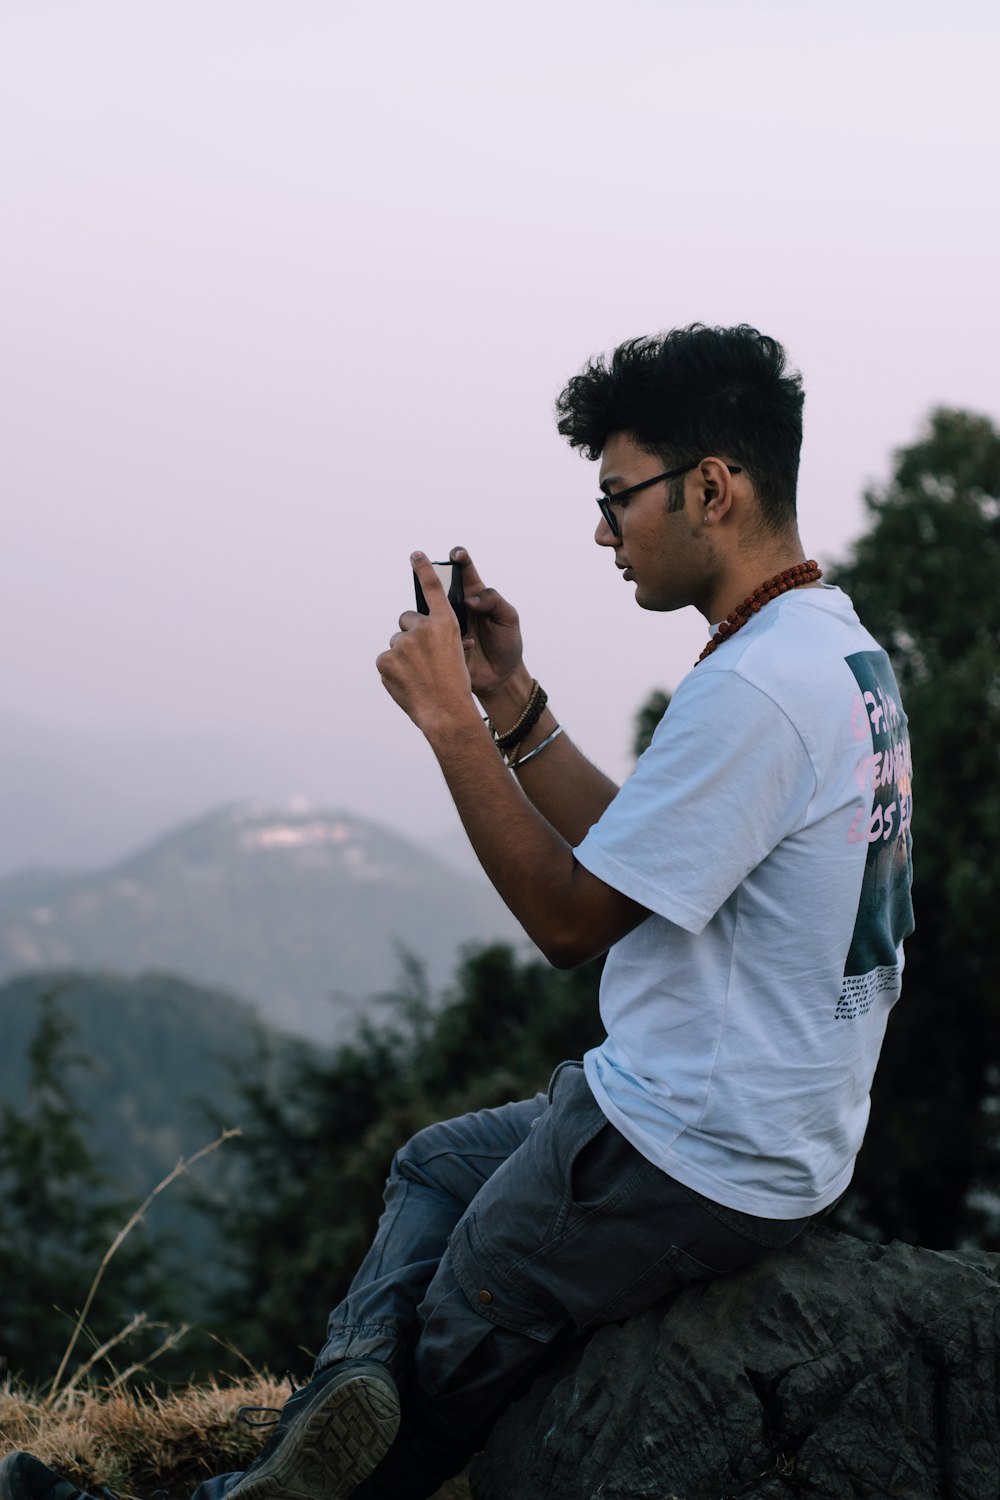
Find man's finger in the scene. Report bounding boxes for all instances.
[411,551,451,613]
[465,586,505,615]
[451,546,486,597]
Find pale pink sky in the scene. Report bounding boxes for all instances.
[2,0,997,855]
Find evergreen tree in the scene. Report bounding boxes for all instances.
[632,689,671,759]
[629,415,1000,1247]
[828,407,1000,1247]
[0,988,171,1383]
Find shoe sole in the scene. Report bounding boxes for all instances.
[226,1373,401,1500]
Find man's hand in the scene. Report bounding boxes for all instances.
[451,546,526,701]
[376,552,474,735]
[375,554,640,964]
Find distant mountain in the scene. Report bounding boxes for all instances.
[0,802,521,1041]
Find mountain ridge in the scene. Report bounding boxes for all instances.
[0,800,521,1041]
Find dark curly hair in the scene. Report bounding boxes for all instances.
[555,324,805,529]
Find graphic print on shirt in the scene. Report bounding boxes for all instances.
[838,650,915,1020]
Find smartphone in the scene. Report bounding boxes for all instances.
[414,560,468,635]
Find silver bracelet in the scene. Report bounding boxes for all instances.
[511,724,563,770]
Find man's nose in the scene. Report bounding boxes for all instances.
[595,513,618,547]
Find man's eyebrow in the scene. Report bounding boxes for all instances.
[599,474,623,497]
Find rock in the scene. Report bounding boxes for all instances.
[470,1226,1000,1500]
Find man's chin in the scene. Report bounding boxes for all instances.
[633,585,680,614]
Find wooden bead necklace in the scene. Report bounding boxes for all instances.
[695,560,823,665]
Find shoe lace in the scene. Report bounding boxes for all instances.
[236,1372,300,1431]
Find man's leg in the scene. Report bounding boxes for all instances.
[207,1089,549,1500]
[355,1064,815,1499]
[312,1089,549,1386]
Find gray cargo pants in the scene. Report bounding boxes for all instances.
[313,1062,814,1497]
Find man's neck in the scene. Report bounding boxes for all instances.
[706,536,813,624]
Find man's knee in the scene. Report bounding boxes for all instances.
[390,1097,547,1204]
[390,1119,458,1189]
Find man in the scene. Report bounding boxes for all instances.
[2,325,914,1500]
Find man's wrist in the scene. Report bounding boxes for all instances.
[475,666,535,726]
[419,695,491,754]
[485,681,563,774]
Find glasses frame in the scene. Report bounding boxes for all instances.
[597,461,743,537]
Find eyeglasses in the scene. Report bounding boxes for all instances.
[596,461,743,537]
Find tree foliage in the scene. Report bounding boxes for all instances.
[628,415,1000,1247]
[632,689,671,759]
[828,406,1000,1247]
[0,990,170,1382]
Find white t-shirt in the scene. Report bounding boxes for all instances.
[574,585,914,1218]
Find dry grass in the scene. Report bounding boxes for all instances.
[0,1378,472,1500]
[0,1375,290,1497]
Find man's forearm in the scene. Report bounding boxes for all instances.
[475,666,619,845]
[422,698,628,967]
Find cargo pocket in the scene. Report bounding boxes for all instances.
[449,1210,566,1344]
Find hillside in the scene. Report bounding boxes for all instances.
[0,801,521,1042]
[0,968,304,1316]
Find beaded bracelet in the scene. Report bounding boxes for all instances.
[489,680,548,753]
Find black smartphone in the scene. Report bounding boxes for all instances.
[414,560,468,634]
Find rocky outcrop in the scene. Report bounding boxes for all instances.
[471,1226,1000,1500]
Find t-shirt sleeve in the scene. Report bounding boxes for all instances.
[574,667,817,934]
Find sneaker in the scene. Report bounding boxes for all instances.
[0,1454,103,1500]
[226,1360,401,1500]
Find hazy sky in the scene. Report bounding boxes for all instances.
[2,0,998,857]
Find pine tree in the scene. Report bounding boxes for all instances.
[828,407,1000,1247]
[631,689,671,759]
[0,988,171,1383]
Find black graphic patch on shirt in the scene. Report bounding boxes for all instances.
[837,650,914,1019]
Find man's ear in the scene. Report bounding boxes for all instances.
[698,457,736,527]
